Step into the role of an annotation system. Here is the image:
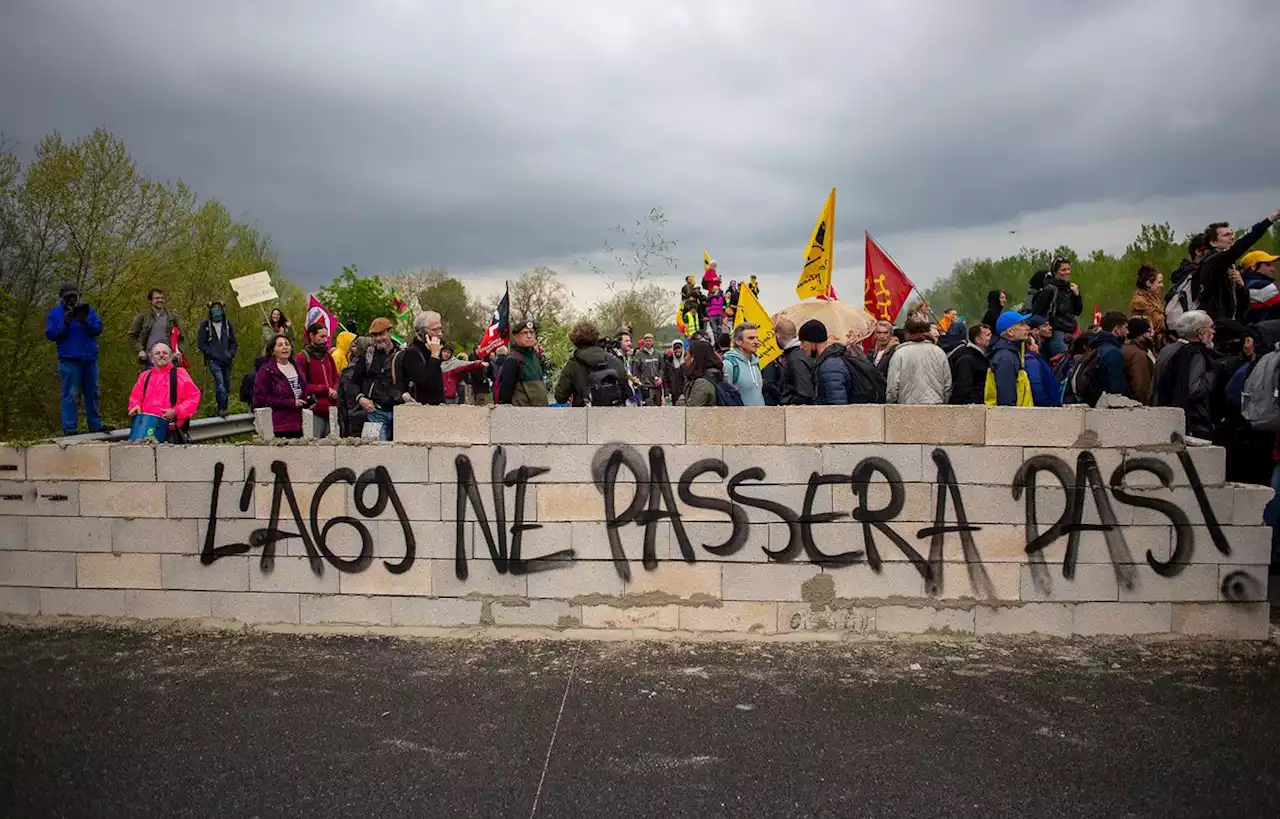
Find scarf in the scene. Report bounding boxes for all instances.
[513,344,544,382]
[305,343,328,359]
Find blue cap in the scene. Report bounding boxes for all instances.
[995,310,1031,335]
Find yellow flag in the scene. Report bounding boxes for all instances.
[703,248,712,270]
[795,187,835,299]
[733,283,781,368]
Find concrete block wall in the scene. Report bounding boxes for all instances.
[0,404,1271,639]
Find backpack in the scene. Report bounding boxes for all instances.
[1165,272,1198,326]
[142,368,191,443]
[1226,359,1252,411]
[239,372,255,405]
[578,352,624,407]
[1240,348,1280,431]
[840,350,887,404]
[1069,347,1104,407]
[701,374,744,406]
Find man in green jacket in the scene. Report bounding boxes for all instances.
[127,289,181,369]
[497,320,550,406]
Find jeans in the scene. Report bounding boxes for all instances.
[1044,331,1069,359]
[58,359,102,434]
[208,361,232,412]
[368,409,394,441]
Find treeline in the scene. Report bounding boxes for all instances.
[0,128,306,440]
[921,221,1280,326]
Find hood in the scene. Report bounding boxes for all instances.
[1028,271,1049,290]
[1088,332,1120,349]
[946,320,967,338]
[986,290,1004,309]
[990,337,1024,357]
[572,344,609,366]
[335,331,355,352]
[724,346,756,364]
[815,342,847,364]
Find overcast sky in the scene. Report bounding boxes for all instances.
[3,0,1278,308]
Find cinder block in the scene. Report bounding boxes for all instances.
[114,519,200,555]
[1118,564,1218,602]
[77,553,161,589]
[624,562,720,601]
[831,481,932,523]
[210,591,299,624]
[777,603,876,633]
[1218,564,1268,602]
[581,604,680,630]
[249,556,339,594]
[874,605,976,634]
[983,406,1086,447]
[827,564,926,599]
[1084,407,1184,447]
[389,596,482,627]
[378,520,465,561]
[339,565,433,596]
[157,444,244,482]
[661,445,729,484]
[430,445,526,484]
[499,521,575,563]
[1124,487,1231,526]
[1019,564,1119,602]
[124,589,211,619]
[933,563,1020,602]
[930,446,1027,486]
[1170,602,1269,639]
[491,407,587,445]
[167,481,252,519]
[40,588,125,617]
[345,482,438,521]
[821,444,925,482]
[24,444,111,480]
[588,407,685,445]
[784,405,885,444]
[721,446,821,485]
[1060,527,1173,566]
[1217,527,1272,565]
[252,481,346,520]
[1072,602,1172,636]
[526,561,624,599]
[570,521,671,563]
[0,518,25,550]
[1121,448,1226,488]
[252,408,274,441]
[682,521,769,563]
[490,599,580,627]
[1019,447,1126,488]
[342,445,432,483]
[679,601,777,633]
[686,407,785,445]
[0,446,24,480]
[82,483,167,518]
[1232,485,1270,527]
[161,554,249,591]
[0,552,76,587]
[110,445,156,481]
[3,483,79,517]
[720,563,818,602]
[300,594,391,625]
[975,603,1073,636]
[0,586,39,614]
[536,483,610,522]
[513,445,614,484]
[737,483,833,524]
[26,518,112,552]
[884,405,985,445]
[431,558,527,597]
[441,481,538,523]
[395,405,491,444]
[244,446,337,483]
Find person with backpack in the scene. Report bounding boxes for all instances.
[886,318,951,404]
[337,337,373,436]
[1155,310,1220,439]
[683,339,730,407]
[721,322,765,405]
[763,317,814,406]
[195,300,239,417]
[948,323,990,405]
[350,317,403,439]
[633,333,663,406]
[1122,317,1157,405]
[1196,210,1280,322]
[986,311,1035,407]
[1073,312,1130,407]
[555,320,630,407]
[497,320,550,406]
[127,341,201,442]
[1164,233,1211,332]
[799,319,886,405]
[1128,264,1166,351]
[1241,250,1280,323]
[1030,258,1084,359]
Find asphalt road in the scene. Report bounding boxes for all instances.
[1,626,1279,819]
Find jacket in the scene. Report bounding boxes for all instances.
[988,337,1026,407]
[1197,217,1274,321]
[128,309,181,354]
[331,331,356,372]
[45,303,102,361]
[497,345,550,406]
[399,339,444,405]
[1031,278,1084,333]
[684,368,721,407]
[1122,340,1156,405]
[1149,339,1185,405]
[196,313,238,366]
[722,348,764,405]
[1025,350,1061,407]
[1243,271,1280,323]
[632,346,662,385]
[981,290,1004,331]
[706,292,726,318]
[937,322,967,355]
[295,347,339,413]
[1087,332,1128,398]
[813,343,853,405]
[442,359,483,401]
[128,364,201,424]
[947,343,988,405]
[555,345,630,406]
[350,344,403,411]
[1128,289,1167,348]
[886,340,951,404]
[872,343,898,379]
[253,358,306,435]
[774,341,815,406]
[1157,342,1219,439]
[662,352,687,402]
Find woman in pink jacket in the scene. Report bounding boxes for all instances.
[127,342,201,441]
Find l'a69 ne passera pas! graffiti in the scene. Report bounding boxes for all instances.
[199,437,1258,602]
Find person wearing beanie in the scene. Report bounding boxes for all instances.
[1122,315,1157,404]
[799,319,850,405]
[45,281,107,435]
[886,318,952,404]
[762,317,814,405]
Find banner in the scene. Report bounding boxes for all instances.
[306,295,338,348]
[796,187,835,300]
[733,284,781,368]
[476,286,511,357]
[863,233,915,324]
[391,291,413,321]
[228,271,277,308]
[703,248,713,273]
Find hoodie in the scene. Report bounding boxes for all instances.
[948,342,988,405]
[1086,331,1128,398]
[938,320,967,354]
[331,331,356,372]
[1025,348,1062,407]
[722,347,764,405]
[981,290,1004,330]
[196,306,238,365]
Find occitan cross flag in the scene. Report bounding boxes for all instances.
[795,187,835,300]
[733,283,781,368]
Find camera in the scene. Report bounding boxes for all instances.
[62,293,79,309]
[599,336,621,355]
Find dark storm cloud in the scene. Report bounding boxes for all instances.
[1,0,1277,288]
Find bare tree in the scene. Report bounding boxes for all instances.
[581,206,679,293]
[509,265,573,328]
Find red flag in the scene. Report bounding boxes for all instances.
[306,295,339,348]
[817,283,838,301]
[477,286,510,357]
[864,233,916,324]
[1092,305,1102,327]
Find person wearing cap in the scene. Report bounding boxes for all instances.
[1122,316,1157,404]
[1128,264,1166,350]
[886,318,951,405]
[662,339,687,404]
[497,320,549,406]
[633,332,663,406]
[1030,258,1084,358]
[986,311,1035,406]
[350,316,402,439]
[45,282,107,435]
[762,317,814,406]
[723,321,765,406]
[196,300,240,416]
[1196,209,1280,322]
[1241,249,1280,323]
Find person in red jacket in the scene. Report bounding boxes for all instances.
[295,321,339,437]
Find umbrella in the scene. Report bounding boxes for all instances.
[776,300,878,344]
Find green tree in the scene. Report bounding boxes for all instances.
[315,264,395,337]
[418,271,484,349]
[590,284,677,340]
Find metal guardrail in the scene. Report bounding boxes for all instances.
[54,413,256,445]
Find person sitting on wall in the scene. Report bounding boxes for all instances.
[127,341,200,442]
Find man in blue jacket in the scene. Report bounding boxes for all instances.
[988,311,1031,406]
[45,282,107,435]
[196,301,239,416]
[1086,312,1130,401]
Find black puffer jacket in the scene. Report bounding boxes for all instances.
[947,344,988,405]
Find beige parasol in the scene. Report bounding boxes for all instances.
[775,300,878,344]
